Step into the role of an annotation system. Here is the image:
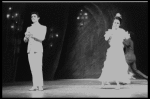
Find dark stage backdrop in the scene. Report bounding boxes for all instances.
[54,2,148,79]
[2,3,70,82]
[15,3,70,81]
[2,2,148,83]
[2,3,26,82]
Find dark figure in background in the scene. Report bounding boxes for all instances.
[123,34,148,80]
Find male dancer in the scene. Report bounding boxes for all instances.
[24,12,47,91]
[123,35,148,80]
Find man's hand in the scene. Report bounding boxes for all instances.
[28,33,33,37]
[25,33,33,38]
[24,37,28,43]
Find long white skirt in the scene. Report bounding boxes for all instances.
[99,46,131,83]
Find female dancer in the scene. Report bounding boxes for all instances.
[99,13,132,89]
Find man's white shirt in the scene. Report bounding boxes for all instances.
[25,23,47,53]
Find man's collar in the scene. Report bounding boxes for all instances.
[31,22,40,26]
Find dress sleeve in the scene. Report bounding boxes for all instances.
[104,29,112,41]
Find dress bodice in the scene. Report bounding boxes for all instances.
[107,28,130,48]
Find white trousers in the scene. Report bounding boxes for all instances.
[28,52,43,87]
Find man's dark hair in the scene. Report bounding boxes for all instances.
[31,12,40,17]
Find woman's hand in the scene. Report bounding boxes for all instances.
[104,32,112,41]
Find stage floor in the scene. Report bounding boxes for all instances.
[2,79,148,98]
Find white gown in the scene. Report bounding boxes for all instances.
[99,28,131,83]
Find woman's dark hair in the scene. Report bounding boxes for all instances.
[114,13,122,24]
[114,17,122,24]
[31,12,40,17]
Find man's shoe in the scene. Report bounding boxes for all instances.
[29,86,38,91]
[38,86,43,91]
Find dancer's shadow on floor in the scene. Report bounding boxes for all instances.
[43,85,69,91]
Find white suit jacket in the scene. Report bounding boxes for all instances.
[25,23,47,53]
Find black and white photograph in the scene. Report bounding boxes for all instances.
[2,1,148,98]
